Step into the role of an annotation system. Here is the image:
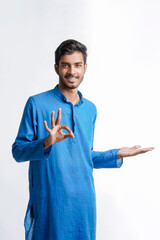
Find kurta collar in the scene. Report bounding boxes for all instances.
[53,84,83,106]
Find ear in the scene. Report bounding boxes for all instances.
[84,63,87,72]
[54,64,59,75]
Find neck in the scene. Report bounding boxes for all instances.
[57,83,80,105]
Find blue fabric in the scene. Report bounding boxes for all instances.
[12,85,123,240]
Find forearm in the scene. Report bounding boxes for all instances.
[92,149,123,168]
[12,138,51,163]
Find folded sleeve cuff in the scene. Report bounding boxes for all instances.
[117,157,123,168]
[114,148,123,168]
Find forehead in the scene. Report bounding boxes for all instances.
[59,51,84,64]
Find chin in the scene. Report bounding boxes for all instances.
[59,77,83,90]
[62,81,80,89]
[66,84,78,89]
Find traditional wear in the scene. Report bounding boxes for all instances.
[12,85,122,240]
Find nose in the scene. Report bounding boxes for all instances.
[68,65,76,75]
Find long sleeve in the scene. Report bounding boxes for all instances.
[12,97,51,163]
[91,108,123,169]
[92,149,123,168]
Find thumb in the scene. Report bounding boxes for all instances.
[63,132,74,139]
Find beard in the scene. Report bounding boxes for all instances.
[59,73,84,89]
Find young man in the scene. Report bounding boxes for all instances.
[12,39,154,240]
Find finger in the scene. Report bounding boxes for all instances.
[44,121,51,133]
[55,108,61,125]
[131,145,141,150]
[56,125,63,135]
[59,129,64,136]
[63,133,75,139]
[138,147,155,153]
[58,125,74,138]
[60,124,74,137]
[133,147,154,156]
[51,111,55,128]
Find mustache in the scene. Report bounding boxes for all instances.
[65,74,78,79]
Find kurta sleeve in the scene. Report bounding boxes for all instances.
[91,107,123,169]
[12,97,52,162]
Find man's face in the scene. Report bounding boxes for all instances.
[55,51,87,90]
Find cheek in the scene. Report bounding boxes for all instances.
[77,68,84,75]
[59,69,67,77]
[79,70,85,77]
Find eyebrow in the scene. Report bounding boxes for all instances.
[61,62,83,65]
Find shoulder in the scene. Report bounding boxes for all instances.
[30,89,54,101]
[22,89,55,114]
[27,89,55,106]
[83,97,97,110]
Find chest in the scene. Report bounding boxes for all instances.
[35,101,94,144]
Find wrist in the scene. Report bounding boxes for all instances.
[117,149,122,159]
[43,136,55,150]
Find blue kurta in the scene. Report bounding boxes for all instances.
[12,85,123,240]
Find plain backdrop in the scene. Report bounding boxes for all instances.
[0,0,160,239]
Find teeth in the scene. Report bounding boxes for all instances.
[66,76,78,79]
[67,77,77,80]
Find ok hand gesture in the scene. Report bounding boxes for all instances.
[43,108,74,150]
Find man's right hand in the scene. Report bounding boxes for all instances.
[43,108,74,150]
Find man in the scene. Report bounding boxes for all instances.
[12,39,154,240]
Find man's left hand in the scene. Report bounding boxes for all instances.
[117,145,154,159]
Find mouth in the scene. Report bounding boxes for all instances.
[65,76,79,82]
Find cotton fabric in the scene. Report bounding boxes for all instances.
[12,85,123,240]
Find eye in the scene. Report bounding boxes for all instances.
[62,64,68,68]
[76,64,82,68]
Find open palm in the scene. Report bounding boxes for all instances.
[117,145,154,159]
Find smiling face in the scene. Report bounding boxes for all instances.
[54,51,87,90]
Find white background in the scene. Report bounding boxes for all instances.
[0,0,160,239]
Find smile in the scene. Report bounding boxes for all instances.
[65,76,78,82]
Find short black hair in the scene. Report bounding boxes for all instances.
[55,39,87,66]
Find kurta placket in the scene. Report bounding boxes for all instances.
[12,85,123,240]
